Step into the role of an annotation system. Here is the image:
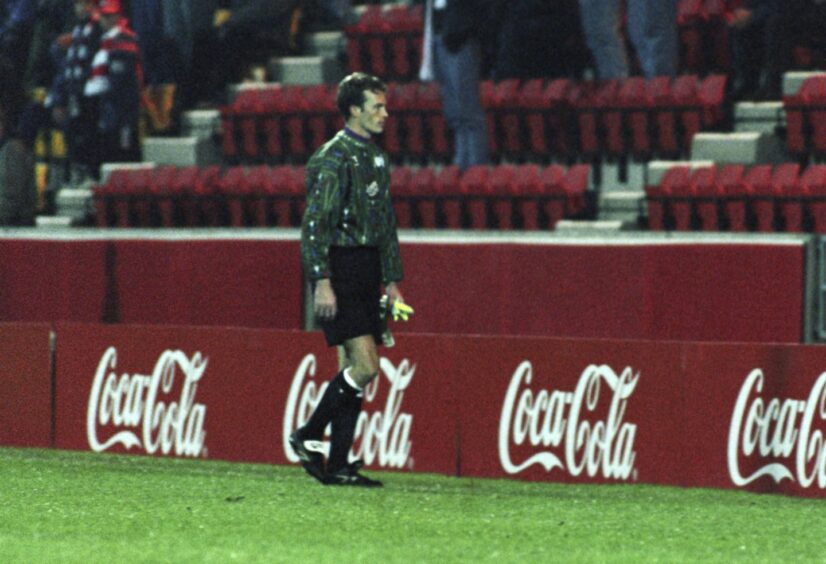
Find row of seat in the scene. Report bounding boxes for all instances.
[646,163,826,232]
[784,75,826,158]
[219,75,727,164]
[91,163,591,230]
[344,2,735,82]
[345,4,423,82]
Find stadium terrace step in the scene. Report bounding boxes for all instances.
[554,219,633,231]
[267,55,345,86]
[734,102,784,134]
[691,132,786,165]
[305,31,345,60]
[100,162,156,182]
[597,190,646,224]
[142,136,221,167]
[783,71,826,97]
[181,110,221,141]
[35,215,76,228]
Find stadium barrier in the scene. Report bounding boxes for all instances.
[24,322,826,499]
[0,233,810,343]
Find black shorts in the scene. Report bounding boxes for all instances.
[319,246,382,347]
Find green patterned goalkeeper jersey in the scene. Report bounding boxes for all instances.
[300,128,403,284]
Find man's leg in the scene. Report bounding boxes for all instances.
[325,334,383,486]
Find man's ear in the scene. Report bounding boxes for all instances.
[350,104,362,119]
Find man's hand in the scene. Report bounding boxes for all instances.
[314,279,337,320]
[385,282,413,321]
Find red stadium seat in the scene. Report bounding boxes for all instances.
[382,83,404,158]
[546,79,576,158]
[489,165,516,230]
[744,165,774,232]
[773,163,803,232]
[801,164,826,232]
[391,166,414,228]
[435,165,462,229]
[219,167,249,227]
[718,164,748,232]
[690,165,721,231]
[622,77,653,159]
[575,80,620,158]
[512,164,543,230]
[649,77,679,157]
[410,167,438,228]
[419,82,450,160]
[663,166,693,230]
[562,164,591,217]
[245,166,273,226]
[150,165,179,227]
[460,166,490,229]
[539,165,567,229]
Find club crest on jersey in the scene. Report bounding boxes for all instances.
[374,155,385,168]
[366,181,379,197]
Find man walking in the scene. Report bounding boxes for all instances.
[293,72,406,487]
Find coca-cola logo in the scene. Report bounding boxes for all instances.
[499,362,638,479]
[87,346,208,457]
[728,369,826,488]
[283,354,414,469]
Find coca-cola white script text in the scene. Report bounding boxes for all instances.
[499,362,638,479]
[87,346,207,457]
[283,354,414,469]
[728,368,826,488]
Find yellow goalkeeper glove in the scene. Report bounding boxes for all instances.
[391,300,414,322]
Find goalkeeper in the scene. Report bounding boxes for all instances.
[293,72,411,488]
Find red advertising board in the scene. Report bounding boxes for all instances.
[49,322,826,499]
[53,323,458,475]
[0,323,53,447]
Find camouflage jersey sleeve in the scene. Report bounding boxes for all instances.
[300,153,345,280]
[379,181,403,285]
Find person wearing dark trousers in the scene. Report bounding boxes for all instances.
[728,0,785,100]
[45,0,102,184]
[85,0,142,166]
[420,0,495,170]
[292,72,406,488]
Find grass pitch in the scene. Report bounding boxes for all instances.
[1,448,825,562]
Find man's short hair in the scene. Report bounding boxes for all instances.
[336,72,387,119]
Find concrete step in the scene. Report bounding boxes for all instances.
[35,215,76,228]
[690,132,786,165]
[268,55,345,85]
[734,101,784,134]
[556,219,637,231]
[305,31,344,59]
[142,136,221,167]
[596,190,645,224]
[783,71,826,97]
[100,161,155,182]
[181,109,221,140]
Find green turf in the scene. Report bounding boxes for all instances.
[1,448,825,563]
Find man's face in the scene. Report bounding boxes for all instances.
[352,89,388,137]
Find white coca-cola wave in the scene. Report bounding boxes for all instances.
[283,354,414,469]
[499,362,638,479]
[728,368,826,488]
[86,346,208,457]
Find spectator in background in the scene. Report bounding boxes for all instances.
[493,0,587,80]
[130,0,178,134]
[45,0,102,185]
[0,57,36,225]
[85,0,142,165]
[420,0,494,170]
[727,0,785,100]
[577,0,678,79]
[23,0,74,91]
[0,0,36,78]
[188,0,301,105]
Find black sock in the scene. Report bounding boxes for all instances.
[300,370,349,440]
[328,392,363,474]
